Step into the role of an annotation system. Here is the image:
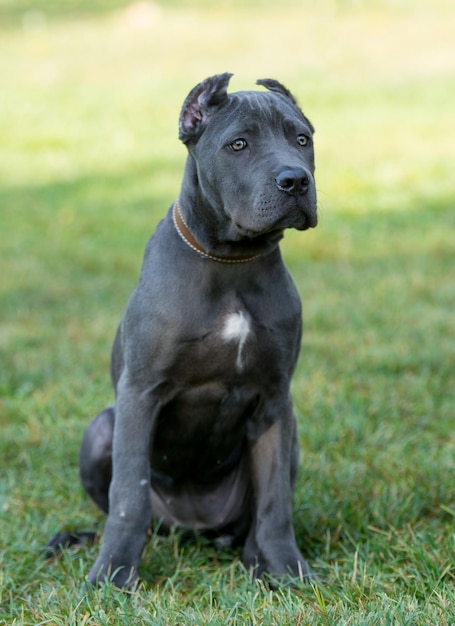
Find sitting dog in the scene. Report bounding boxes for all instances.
[49,73,318,587]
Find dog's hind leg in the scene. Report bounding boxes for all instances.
[79,406,115,514]
[44,408,114,559]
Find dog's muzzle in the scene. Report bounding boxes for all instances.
[274,167,317,230]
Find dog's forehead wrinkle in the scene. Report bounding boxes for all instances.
[221,92,309,135]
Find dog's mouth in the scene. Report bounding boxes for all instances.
[234,206,317,239]
[295,210,318,230]
[235,224,284,241]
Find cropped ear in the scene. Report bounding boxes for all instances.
[179,72,233,144]
[256,78,299,106]
[256,78,314,132]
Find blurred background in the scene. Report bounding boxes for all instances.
[1,0,454,619]
[1,0,453,211]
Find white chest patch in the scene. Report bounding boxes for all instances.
[221,311,251,371]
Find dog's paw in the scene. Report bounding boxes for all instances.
[244,542,317,587]
[252,561,318,589]
[86,558,139,589]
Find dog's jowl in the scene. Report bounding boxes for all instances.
[75,74,317,587]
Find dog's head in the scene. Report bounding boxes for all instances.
[179,73,317,239]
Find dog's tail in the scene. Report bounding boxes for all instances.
[43,530,97,559]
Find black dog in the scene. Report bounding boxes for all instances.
[48,73,318,587]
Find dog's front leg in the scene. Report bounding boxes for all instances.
[87,373,159,588]
[243,394,313,584]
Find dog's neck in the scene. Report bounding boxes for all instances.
[176,156,284,260]
[173,201,262,264]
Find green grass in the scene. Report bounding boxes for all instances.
[1,0,454,623]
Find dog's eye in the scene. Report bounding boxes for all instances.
[297,134,309,147]
[230,138,248,152]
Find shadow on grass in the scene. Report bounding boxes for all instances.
[2,164,453,344]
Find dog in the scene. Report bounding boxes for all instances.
[49,73,318,587]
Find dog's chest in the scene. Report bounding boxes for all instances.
[220,310,252,372]
[177,302,295,382]
[169,287,300,381]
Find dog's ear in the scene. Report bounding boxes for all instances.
[256,78,300,106]
[256,78,314,132]
[179,73,233,144]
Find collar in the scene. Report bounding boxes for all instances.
[172,200,262,264]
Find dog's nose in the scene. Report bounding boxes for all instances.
[275,168,310,195]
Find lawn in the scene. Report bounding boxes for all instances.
[1,0,454,623]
